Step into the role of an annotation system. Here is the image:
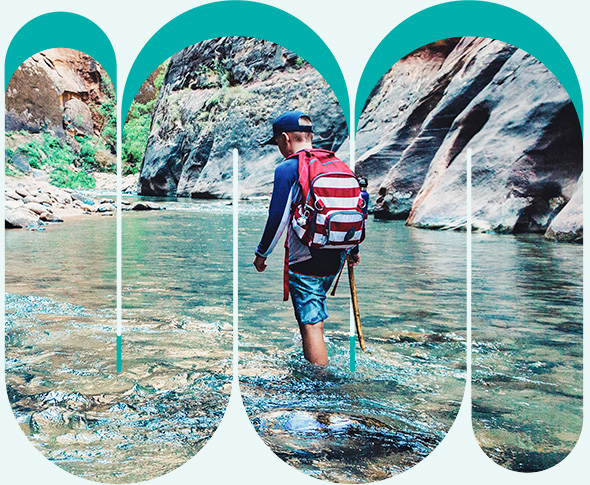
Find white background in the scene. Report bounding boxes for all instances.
[1,1,587,484]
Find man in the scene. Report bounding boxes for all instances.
[358,177,370,219]
[253,110,360,366]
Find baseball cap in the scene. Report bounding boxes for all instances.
[263,110,313,146]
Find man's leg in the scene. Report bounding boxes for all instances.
[298,321,328,366]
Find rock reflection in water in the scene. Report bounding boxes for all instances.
[472,233,583,471]
[240,209,466,483]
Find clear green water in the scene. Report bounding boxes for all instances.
[5,199,232,483]
[5,200,582,482]
[472,233,583,472]
[239,206,467,483]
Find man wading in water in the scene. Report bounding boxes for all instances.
[253,111,364,366]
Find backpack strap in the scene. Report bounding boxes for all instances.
[283,230,290,301]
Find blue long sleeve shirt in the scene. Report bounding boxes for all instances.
[255,155,347,276]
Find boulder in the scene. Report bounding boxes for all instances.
[25,202,52,215]
[63,98,94,136]
[5,208,38,228]
[10,152,33,174]
[545,173,583,243]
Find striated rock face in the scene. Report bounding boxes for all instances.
[355,38,462,208]
[358,38,582,239]
[5,48,110,139]
[545,173,582,243]
[138,37,348,198]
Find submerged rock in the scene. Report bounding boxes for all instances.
[125,201,162,211]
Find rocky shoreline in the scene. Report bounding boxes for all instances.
[5,173,159,230]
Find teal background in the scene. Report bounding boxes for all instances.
[356,0,583,131]
[122,0,348,129]
[4,12,116,90]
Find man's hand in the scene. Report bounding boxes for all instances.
[253,255,268,272]
[347,253,361,266]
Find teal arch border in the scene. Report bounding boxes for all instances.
[356,0,583,131]
[4,12,116,90]
[122,0,348,129]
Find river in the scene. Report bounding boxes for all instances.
[5,199,232,483]
[472,232,583,471]
[239,205,467,482]
[5,200,582,482]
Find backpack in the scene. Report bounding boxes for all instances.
[289,148,366,249]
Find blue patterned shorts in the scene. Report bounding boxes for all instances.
[288,270,338,325]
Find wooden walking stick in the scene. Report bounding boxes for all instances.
[347,260,367,351]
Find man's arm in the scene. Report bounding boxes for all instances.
[254,160,298,271]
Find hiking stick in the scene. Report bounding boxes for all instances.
[348,261,367,351]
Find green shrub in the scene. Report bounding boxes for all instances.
[77,135,98,170]
[122,59,170,175]
[13,134,96,189]
[122,100,155,175]
[50,167,96,189]
[5,163,23,178]
[98,77,117,153]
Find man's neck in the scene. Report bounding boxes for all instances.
[288,142,313,156]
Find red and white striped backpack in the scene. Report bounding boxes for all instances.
[289,149,366,249]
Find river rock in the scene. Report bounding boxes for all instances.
[39,212,63,223]
[96,203,116,212]
[128,201,161,211]
[545,173,583,242]
[33,193,52,205]
[5,199,24,210]
[15,186,31,198]
[5,207,38,228]
[24,202,52,215]
[5,189,21,200]
[139,37,347,198]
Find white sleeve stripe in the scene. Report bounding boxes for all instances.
[262,185,293,257]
